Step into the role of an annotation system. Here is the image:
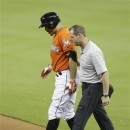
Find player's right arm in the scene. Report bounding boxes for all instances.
[41,64,52,79]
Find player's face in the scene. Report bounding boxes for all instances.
[44,26,55,36]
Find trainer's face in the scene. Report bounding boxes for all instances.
[70,30,80,46]
[44,26,55,36]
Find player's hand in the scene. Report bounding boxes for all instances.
[41,64,52,79]
[101,96,110,106]
[65,80,76,95]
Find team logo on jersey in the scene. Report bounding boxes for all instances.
[62,38,70,46]
[51,45,59,52]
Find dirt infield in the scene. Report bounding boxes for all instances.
[0,115,46,130]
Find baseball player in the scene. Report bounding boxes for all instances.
[69,25,114,130]
[39,12,80,130]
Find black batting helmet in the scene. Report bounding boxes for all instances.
[39,12,61,29]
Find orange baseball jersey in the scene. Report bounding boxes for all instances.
[50,27,76,72]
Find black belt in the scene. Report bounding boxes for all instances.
[56,72,62,77]
[82,82,101,85]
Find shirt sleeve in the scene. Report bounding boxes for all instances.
[59,33,75,52]
[92,51,108,75]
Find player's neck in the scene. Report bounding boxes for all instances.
[55,24,63,34]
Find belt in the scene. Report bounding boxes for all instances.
[56,72,62,77]
[56,69,69,77]
[82,82,102,85]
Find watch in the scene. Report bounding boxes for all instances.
[103,94,109,98]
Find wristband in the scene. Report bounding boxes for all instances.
[70,79,75,82]
[103,94,109,98]
[48,64,52,70]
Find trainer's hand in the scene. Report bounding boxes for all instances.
[65,80,76,95]
[101,96,110,106]
[41,64,52,79]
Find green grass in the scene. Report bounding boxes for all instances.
[0,0,129,129]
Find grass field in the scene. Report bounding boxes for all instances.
[0,0,129,129]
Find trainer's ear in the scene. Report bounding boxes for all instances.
[77,33,82,39]
[78,33,82,37]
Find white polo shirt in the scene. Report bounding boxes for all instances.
[79,40,107,83]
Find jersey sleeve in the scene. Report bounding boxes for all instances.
[59,33,75,52]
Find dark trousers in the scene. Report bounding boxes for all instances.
[72,83,114,130]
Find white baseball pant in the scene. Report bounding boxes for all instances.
[48,69,80,120]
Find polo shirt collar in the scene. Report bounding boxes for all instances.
[81,40,91,54]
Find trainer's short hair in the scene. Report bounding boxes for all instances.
[69,25,86,37]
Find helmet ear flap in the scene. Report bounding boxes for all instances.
[39,12,61,29]
[48,18,60,29]
[48,20,55,29]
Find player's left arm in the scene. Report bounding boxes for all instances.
[65,50,77,94]
[66,50,77,79]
